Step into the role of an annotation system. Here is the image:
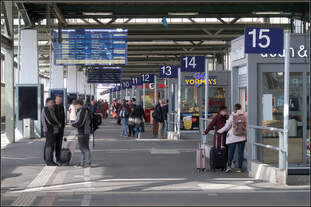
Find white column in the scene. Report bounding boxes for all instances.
[17,29,40,139]
[50,51,64,88]
[67,66,77,93]
[20,29,38,84]
[77,71,84,95]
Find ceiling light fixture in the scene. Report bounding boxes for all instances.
[168,12,199,16]
[253,11,282,15]
[82,12,113,16]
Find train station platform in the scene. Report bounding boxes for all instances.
[1,119,309,206]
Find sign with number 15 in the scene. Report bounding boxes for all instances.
[244,28,283,53]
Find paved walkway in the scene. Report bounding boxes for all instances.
[1,119,310,206]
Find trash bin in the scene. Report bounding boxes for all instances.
[23,118,34,138]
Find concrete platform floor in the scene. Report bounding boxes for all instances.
[1,119,310,206]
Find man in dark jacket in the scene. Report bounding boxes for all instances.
[72,99,92,168]
[152,99,162,138]
[54,95,66,164]
[41,98,61,166]
[152,99,163,138]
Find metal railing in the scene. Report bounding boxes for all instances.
[248,125,288,171]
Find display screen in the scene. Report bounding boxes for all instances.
[18,87,38,120]
[87,67,122,83]
[53,29,128,65]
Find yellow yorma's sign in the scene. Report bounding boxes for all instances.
[184,78,217,86]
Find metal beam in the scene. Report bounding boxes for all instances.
[93,18,103,25]
[106,18,116,25]
[124,18,132,23]
[1,34,13,49]
[126,34,239,41]
[53,3,68,26]
[217,17,227,24]
[15,2,34,27]
[2,2,13,37]
[81,18,90,24]
[127,50,226,55]
[32,23,292,31]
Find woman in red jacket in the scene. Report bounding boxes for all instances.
[202,106,229,150]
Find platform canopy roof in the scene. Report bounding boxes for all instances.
[1,0,310,78]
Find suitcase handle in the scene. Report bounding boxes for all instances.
[215,133,224,149]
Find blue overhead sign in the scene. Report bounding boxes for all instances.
[131,77,142,86]
[180,56,205,72]
[141,74,155,83]
[159,65,178,78]
[121,80,132,89]
[244,28,284,54]
[53,29,128,65]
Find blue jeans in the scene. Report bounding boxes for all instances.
[163,120,168,137]
[227,141,245,169]
[134,127,140,138]
[121,118,128,136]
[78,135,91,166]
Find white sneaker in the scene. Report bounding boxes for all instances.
[236,168,243,173]
[225,167,231,173]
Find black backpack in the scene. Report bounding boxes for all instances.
[88,108,101,133]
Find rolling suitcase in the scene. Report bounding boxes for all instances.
[210,134,226,171]
[59,138,72,166]
[196,144,206,171]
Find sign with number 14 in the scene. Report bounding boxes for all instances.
[180,56,205,72]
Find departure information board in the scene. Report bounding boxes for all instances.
[53,29,128,65]
[87,67,122,84]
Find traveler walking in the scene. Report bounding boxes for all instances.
[71,99,92,168]
[132,102,146,138]
[217,104,247,173]
[54,95,66,165]
[41,98,61,166]
[152,99,163,138]
[161,100,169,139]
[119,102,129,137]
[127,99,136,137]
[69,100,77,123]
[103,100,108,119]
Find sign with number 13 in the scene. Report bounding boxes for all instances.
[159,65,178,78]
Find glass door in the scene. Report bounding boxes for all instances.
[260,71,309,166]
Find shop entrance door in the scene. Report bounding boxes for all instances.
[258,64,310,169]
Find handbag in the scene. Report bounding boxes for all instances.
[134,117,142,125]
[128,117,135,126]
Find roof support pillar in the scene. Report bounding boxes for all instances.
[3,1,15,143]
